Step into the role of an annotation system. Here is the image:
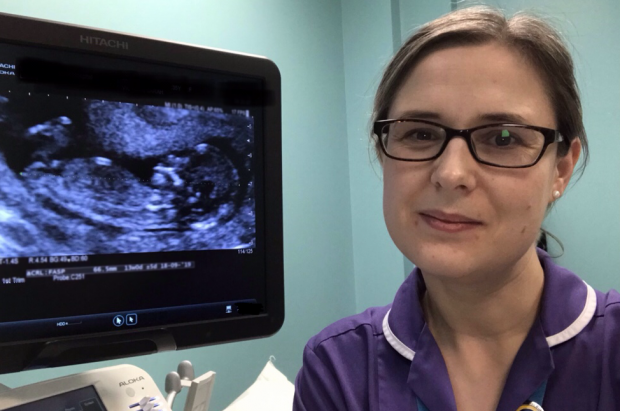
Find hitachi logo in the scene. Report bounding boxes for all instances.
[119,376,145,387]
[80,35,129,50]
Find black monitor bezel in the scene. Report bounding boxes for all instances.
[0,12,283,374]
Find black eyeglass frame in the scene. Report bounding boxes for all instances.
[373,118,566,168]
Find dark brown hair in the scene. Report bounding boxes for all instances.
[371,5,588,177]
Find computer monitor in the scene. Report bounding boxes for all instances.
[0,12,283,374]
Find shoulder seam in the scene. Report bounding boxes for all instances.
[313,322,384,348]
[593,301,620,318]
[605,301,620,308]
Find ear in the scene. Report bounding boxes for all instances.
[553,138,581,195]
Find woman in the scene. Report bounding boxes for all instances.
[293,6,620,411]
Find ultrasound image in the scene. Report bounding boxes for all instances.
[0,94,255,257]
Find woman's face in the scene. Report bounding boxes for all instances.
[383,41,579,281]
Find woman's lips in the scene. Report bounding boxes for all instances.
[419,213,482,233]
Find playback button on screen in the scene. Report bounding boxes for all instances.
[113,315,124,327]
[126,314,138,326]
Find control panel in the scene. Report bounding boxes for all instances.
[0,365,166,411]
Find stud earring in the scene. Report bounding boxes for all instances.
[553,190,561,199]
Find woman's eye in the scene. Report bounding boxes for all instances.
[417,131,434,140]
[485,129,520,146]
[403,129,436,141]
[495,132,514,146]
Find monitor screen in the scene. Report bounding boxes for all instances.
[0,12,283,373]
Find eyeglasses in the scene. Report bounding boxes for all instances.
[373,119,565,168]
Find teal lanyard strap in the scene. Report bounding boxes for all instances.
[416,400,430,411]
[415,379,548,411]
[527,379,547,407]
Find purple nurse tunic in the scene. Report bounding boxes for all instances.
[293,248,620,410]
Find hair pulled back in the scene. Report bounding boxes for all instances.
[372,6,588,176]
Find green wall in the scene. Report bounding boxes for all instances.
[341,0,405,313]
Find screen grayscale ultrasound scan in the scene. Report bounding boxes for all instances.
[0,97,256,257]
[0,49,266,332]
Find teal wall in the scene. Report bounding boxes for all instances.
[0,0,618,409]
[341,0,405,313]
[0,1,356,410]
[399,0,451,40]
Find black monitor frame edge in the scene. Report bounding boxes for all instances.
[0,12,284,374]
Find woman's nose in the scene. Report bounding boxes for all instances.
[429,137,478,191]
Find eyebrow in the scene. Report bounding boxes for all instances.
[394,110,530,125]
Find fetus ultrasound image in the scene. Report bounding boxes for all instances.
[0,94,256,257]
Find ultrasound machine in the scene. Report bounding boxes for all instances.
[0,11,283,411]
